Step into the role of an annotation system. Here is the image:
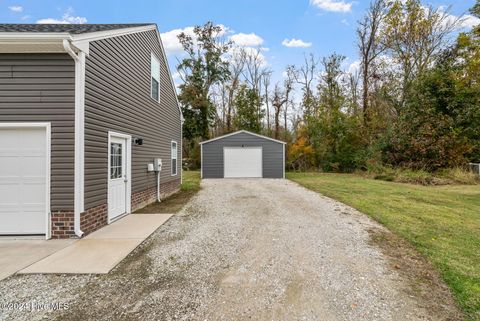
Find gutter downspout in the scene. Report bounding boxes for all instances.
[63,39,85,238]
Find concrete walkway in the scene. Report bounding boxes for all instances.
[19,214,172,274]
[0,239,74,281]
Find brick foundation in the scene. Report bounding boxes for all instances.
[50,178,181,238]
[131,178,181,211]
[50,211,75,239]
[81,203,108,236]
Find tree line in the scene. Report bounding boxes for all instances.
[178,0,480,173]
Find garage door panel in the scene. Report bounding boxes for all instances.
[0,183,20,203]
[224,147,262,178]
[0,127,47,235]
[1,213,45,234]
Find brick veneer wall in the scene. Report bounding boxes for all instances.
[131,178,181,211]
[50,178,181,238]
[51,211,75,239]
[80,203,108,236]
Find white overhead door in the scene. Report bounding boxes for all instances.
[224,147,262,178]
[0,127,47,235]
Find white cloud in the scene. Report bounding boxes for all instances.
[347,60,361,75]
[21,15,30,21]
[36,8,87,24]
[231,46,268,67]
[230,33,264,47]
[310,0,353,13]
[435,5,479,31]
[341,19,350,26]
[457,14,480,30]
[161,27,196,55]
[9,6,23,12]
[282,38,312,48]
[161,24,229,55]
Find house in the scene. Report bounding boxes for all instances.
[200,130,285,179]
[0,24,182,239]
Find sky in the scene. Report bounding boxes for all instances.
[1,0,478,85]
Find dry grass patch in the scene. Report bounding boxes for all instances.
[135,171,201,214]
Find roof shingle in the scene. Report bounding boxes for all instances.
[0,24,154,34]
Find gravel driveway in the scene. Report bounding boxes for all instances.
[0,179,459,321]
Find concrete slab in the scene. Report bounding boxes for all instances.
[0,239,75,281]
[19,213,173,274]
[86,214,173,239]
[19,239,140,274]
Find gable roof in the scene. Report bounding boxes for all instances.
[200,130,287,145]
[0,23,183,119]
[0,24,152,34]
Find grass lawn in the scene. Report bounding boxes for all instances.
[135,171,201,214]
[288,172,480,320]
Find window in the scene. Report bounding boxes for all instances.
[110,143,123,179]
[151,53,160,101]
[171,141,177,176]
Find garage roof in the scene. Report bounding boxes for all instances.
[200,130,286,145]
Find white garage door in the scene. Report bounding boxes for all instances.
[0,127,47,235]
[224,147,262,178]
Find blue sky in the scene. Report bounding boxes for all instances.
[1,0,478,83]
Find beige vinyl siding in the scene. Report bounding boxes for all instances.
[84,30,182,209]
[0,53,75,211]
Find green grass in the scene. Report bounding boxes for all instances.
[287,172,480,320]
[135,171,201,214]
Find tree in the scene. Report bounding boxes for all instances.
[271,68,294,140]
[307,53,364,171]
[177,22,232,139]
[262,70,273,134]
[382,0,460,111]
[233,84,263,133]
[293,53,318,119]
[224,48,246,132]
[357,0,386,123]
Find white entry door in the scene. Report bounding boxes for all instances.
[0,127,48,235]
[108,136,128,221]
[224,147,262,178]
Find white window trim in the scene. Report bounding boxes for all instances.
[0,122,51,239]
[151,52,160,102]
[107,131,132,223]
[171,140,178,176]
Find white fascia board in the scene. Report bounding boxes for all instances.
[0,32,71,41]
[71,25,156,42]
[0,33,73,53]
[70,25,157,56]
[200,130,287,145]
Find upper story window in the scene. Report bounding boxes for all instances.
[151,53,160,102]
[171,141,178,176]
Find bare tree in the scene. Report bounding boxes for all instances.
[293,53,319,118]
[262,70,273,134]
[284,66,296,140]
[242,47,265,94]
[225,48,246,132]
[357,0,386,123]
[271,74,293,140]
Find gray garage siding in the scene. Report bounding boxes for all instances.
[202,132,284,178]
[84,30,182,209]
[0,53,75,211]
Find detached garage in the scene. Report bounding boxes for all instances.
[200,130,286,179]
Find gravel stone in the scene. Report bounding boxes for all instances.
[0,179,442,320]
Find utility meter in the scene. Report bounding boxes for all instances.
[154,158,162,172]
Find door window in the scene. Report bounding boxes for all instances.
[110,143,123,179]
